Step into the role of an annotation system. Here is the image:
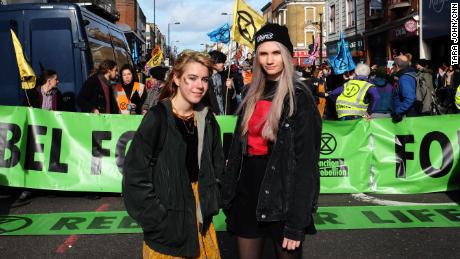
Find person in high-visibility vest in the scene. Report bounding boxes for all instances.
[456,85,460,110]
[114,64,146,114]
[326,63,380,120]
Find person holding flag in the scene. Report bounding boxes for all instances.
[23,69,64,111]
[222,23,321,259]
[206,50,236,115]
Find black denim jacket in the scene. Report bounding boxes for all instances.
[222,81,322,241]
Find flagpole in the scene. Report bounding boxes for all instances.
[224,40,234,115]
[24,90,31,107]
[226,40,233,78]
[223,7,235,115]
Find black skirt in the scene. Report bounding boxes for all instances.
[226,155,284,243]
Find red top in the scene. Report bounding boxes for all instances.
[248,100,272,155]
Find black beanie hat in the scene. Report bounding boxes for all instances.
[208,50,227,64]
[149,66,168,81]
[254,23,293,54]
[416,59,428,68]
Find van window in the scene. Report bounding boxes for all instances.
[114,47,131,68]
[0,19,21,105]
[109,28,133,68]
[85,17,115,70]
[30,18,75,93]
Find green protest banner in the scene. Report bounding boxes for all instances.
[0,106,27,187]
[371,116,460,194]
[319,119,372,193]
[1,205,459,236]
[0,106,140,192]
[215,116,237,134]
[1,106,459,194]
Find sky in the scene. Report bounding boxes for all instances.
[138,0,269,53]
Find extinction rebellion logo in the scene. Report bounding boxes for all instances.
[0,216,32,234]
[319,133,349,177]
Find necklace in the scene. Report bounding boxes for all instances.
[172,101,193,118]
[172,101,196,134]
[180,116,196,135]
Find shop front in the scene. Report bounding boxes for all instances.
[293,50,309,67]
[366,33,387,66]
[326,36,365,64]
[422,0,451,66]
[293,50,327,67]
[388,18,419,61]
[365,15,419,66]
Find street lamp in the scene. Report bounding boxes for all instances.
[168,21,180,57]
[217,12,233,61]
[153,0,156,46]
[173,40,179,56]
[200,43,209,52]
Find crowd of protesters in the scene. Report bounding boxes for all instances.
[290,56,460,122]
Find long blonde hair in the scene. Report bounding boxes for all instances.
[239,42,296,142]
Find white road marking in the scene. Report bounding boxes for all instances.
[351,193,459,206]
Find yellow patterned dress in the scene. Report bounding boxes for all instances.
[142,182,221,259]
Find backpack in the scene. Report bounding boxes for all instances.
[149,103,167,167]
[414,73,433,114]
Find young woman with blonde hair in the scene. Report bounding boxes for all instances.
[222,23,322,259]
[123,51,223,258]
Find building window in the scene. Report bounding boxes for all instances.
[305,30,315,47]
[283,10,287,25]
[369,0,384,16]
[346,0,355,27]
[305,7,315,24]
[329,5,335,33]
[277,10,287,26]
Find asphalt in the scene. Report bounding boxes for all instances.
[1,187,459,259]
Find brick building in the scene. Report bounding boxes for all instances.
[115,0,146,63]
[265,0,326,66]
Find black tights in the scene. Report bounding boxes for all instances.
[237,236,302,259]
